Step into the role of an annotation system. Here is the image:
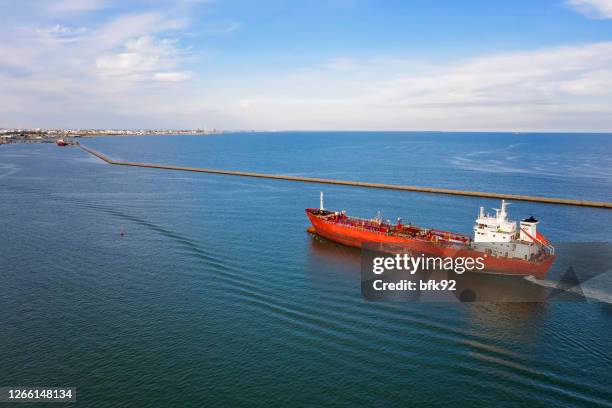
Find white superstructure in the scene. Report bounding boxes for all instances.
[471,200,553,261]
[473,200,517,243]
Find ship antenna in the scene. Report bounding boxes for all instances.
[320,191,324,211]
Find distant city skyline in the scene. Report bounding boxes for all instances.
[1,0,612,132]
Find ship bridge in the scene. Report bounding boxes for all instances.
[473,200,517,243]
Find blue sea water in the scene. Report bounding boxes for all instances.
[1,132,611,407]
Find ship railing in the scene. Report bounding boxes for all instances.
[336,219,391,233]
[543,244,555,256]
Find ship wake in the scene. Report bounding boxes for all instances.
[524,275,612,304]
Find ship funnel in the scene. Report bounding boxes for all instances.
[520,216,539,242]
[320,191,324,211]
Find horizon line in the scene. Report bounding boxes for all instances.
[2,128,612,134]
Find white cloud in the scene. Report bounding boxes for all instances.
[47,24,78,34]
[0,1,611,131]
[228,42,612,131]
[94,12,186,48]
[372,42,612,106]
[0,2,203,128]
[95,35,190,81]
[30,24,88,45]
[239,99,253,108]
[154,72,193,82]
[568,0,612,18]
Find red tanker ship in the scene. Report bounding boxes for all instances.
[306,193,555,278]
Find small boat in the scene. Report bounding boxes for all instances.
[56,139,68,146]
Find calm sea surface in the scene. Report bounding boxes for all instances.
[1,132,611,407]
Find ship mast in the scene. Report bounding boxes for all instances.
[500,199,509,221]
[320,191,324,211]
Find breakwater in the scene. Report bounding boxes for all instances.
[79,145,611,209]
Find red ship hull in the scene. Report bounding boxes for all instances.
[306,209,554,279]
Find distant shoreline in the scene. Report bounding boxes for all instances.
[0,130,224,144]
[78,132,221,138]
[4,129,609,147]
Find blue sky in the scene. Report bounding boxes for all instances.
[1,0,611,131]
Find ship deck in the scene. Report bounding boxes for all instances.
[306,208,471,244]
